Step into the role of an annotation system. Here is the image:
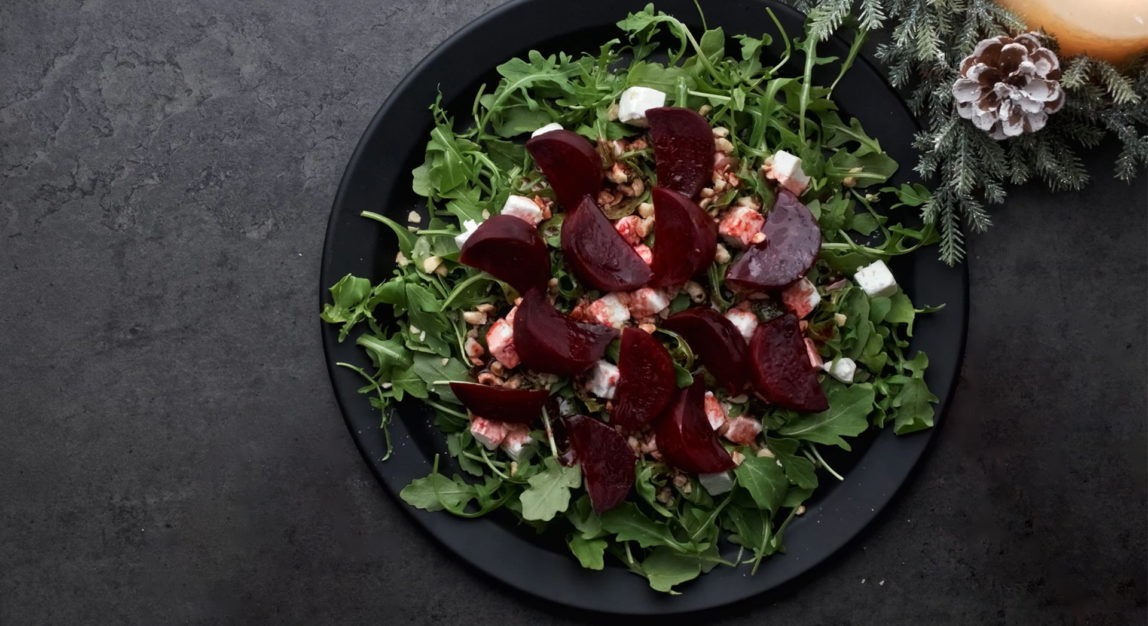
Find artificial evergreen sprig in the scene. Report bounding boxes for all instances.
[793,0,1148,264]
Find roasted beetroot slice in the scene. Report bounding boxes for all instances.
[662,308,749,393]
[749,313,829,412]
[646,107,715,199]
[654,376,736,474]
[561,195,652,291]
[458,215,551,292]
[449,383,548,425]
[650,187,717,287]
[725,190,821,291]
[513,288,617,376]
[611,328,676,433]
[565,414,636,514]
[525,130,603,210]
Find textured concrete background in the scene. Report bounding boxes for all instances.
[1,0,1144,624]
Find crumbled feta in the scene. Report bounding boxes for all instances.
[782,277,822,319]
[823,357,857,383]
[586,293,631,329]
[725,308,759,342]
[723,416,763,445]
[530,122,563,138]
[703,392,727,431]
[765,150,811,195]
[501,423,533,460]
[585,360,620,400]
[486,318,520,369]
[718,204,766,248]
[618,86,666,126]
[470,416,507,450]
[628,288,671,318]
[854,260,898,298]
[698,471,734,495]
[454,219,479,248]
[614,215,643,246]
[501,194,544,226]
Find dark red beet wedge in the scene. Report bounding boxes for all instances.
[525,130,603,210]
[725,190,821,291]
[565,414,636,514]
[646,107,715,199]
[650,187,717,287]
[654,376,736,474]
[561,195,652,292]
[449,383,548,425]
[513,289,617,376]
[662,308,750,393]
[611,328,676,433]
[749,313,829,412]
[458,215,550,293]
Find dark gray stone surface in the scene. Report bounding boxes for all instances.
[0,1,1144,623]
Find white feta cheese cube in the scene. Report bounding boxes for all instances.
[454,219,479,249]
[586,293,631,329]
[767,150,811,195]
[822,357,857,383]
[854,260,898,298]
[718,204,766,248]
[782,277,821,319]
[470,416,507,450]
[725,308,759,342]
[500,195,544,226]
[485,318,520,369]
[627,288,671,318]
[530,122,564,138]
[703,391,727,431]
[723,416,763,445]
[618,86,666,127]
[585,360,620,400]
[698,471,734,495]
[500,424,533,460]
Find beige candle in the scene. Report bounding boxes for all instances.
[998,0,1148,63]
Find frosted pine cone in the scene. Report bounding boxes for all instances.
[952,33,1065,140]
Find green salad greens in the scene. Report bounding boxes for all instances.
[322,4,941,593]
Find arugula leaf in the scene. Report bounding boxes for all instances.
[635,462,674,518]
[734,455,789,514]
[567,535,608,570]
[600,502,688,551]
[403,283,454,357]
[724,505,772,557]
[410,353,470,403]
[362,211,418,257]
[886,291,916,334]
[400,471,475,512]
[567,494,605,539]
[777,382,875,450]
[520,457,581,521]
[321,274,374,340]
[641,547,702,593]
[888,352,937,434]
[766,437,819,490]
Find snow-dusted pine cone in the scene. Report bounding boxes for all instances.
[953,34,1065,140]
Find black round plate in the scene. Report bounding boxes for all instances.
[320,0,968,615]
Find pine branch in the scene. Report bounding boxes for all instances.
[791,0,1147,264]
